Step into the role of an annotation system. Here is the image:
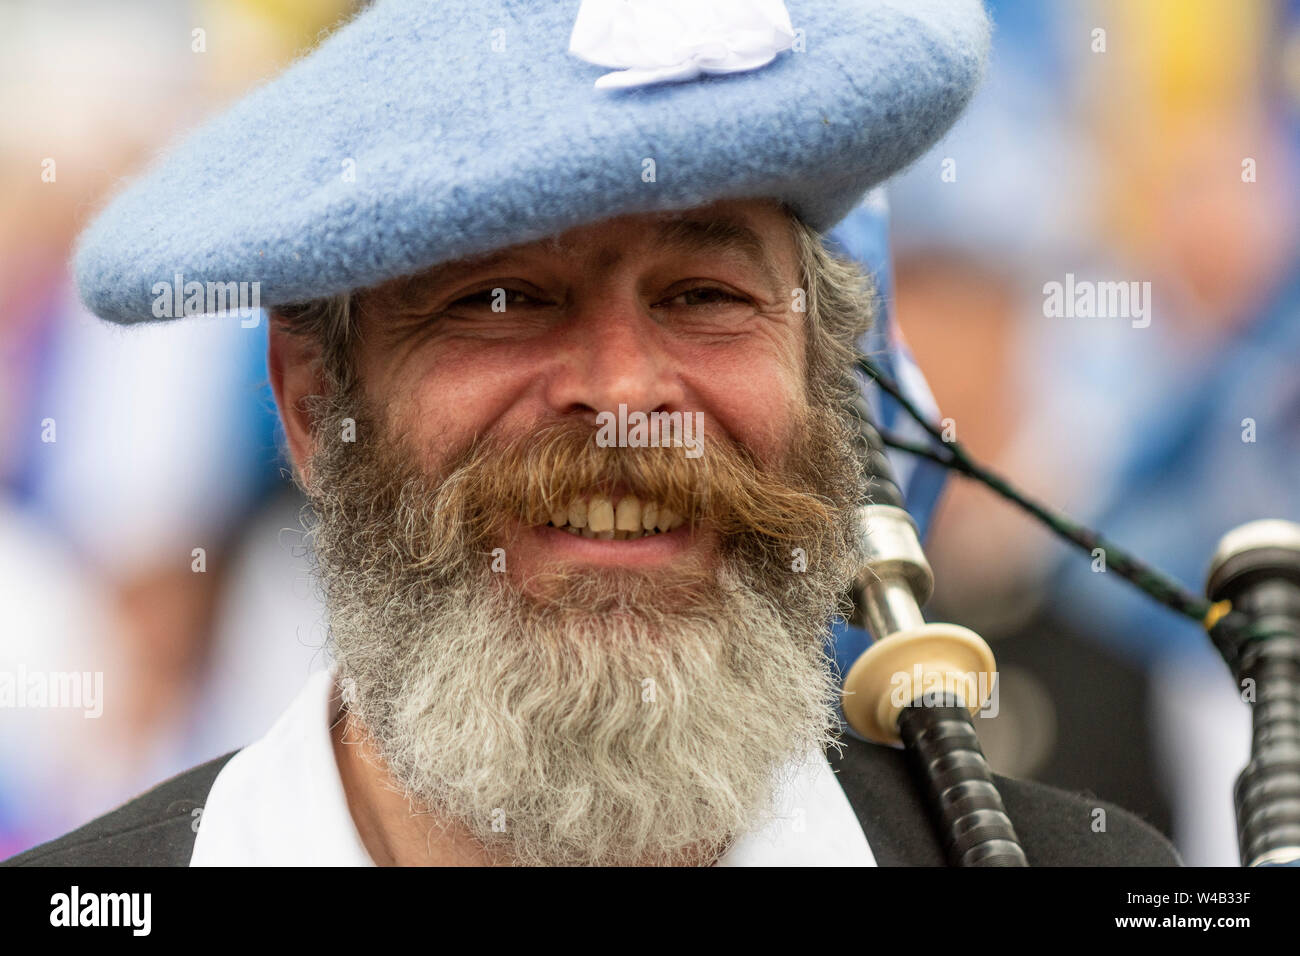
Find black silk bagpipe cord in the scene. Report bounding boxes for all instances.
[854,355,1258,677]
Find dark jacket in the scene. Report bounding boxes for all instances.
[3,734,1180,866]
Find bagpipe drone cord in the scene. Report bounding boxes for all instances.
[852,354,1300,868]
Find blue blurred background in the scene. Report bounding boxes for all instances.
[2,0,1298,866]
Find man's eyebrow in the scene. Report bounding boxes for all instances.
[376,249,519,312]
[651,216,788,294]
[382,214,790,307]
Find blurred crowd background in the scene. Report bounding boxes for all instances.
[2,0,1298,866]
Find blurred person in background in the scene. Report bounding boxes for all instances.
[1049,0,1300,863]
[886,0,1300,864]
[0,0,352,855]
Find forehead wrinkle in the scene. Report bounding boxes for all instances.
[522,213,788,287]
[377,248,519,306]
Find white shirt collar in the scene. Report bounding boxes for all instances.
[191,667,875,866]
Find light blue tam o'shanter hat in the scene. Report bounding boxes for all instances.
[73,0,991,325]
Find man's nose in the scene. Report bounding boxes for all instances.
[543,294,687,421]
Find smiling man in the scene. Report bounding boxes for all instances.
[6,0,1181,867]
[272,198,871,866]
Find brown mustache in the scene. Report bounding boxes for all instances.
[306,396,861,578]
[438,418,843,546]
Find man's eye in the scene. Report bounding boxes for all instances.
[659,287,748,308]
[447,287,544,309]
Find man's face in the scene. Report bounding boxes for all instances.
[273,198,866,867]
[347,198,808,587]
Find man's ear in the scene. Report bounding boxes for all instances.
[268,314,326,489]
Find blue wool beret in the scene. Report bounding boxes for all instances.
[74,0,990,324]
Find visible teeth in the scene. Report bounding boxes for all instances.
[546,495,686,539]
[615,495,641,532]
[588,496,614,533]
[567,498,588,529]
[657,507,682,532]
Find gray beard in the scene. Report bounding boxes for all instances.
[307,400,863,866]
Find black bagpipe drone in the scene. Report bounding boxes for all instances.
[845,355,1300,868]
